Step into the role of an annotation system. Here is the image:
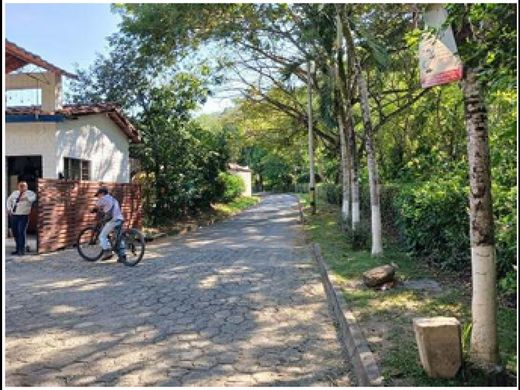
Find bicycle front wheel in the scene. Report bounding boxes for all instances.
[77,227,103,261]
[122,228,145,266]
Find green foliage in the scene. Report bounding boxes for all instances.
[391,176,516,279]
[393,177,471,272]
[344,221,371,250]
[217,172,245,202]
[498,270,517,297]
[255,152,296,192]
[320,182,341,206]
[493,185,517,277]
[126,74,232,223]
[447,3,517,89]
[69,30,236,225]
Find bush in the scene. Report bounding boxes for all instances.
[218,172,245,202]
[345,220,371,250]
[393,178,471,271]
[493,185,517,277]
[391,177,517,277]
[358,183,401,240]
[320,182,342,205]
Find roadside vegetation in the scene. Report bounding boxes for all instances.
[298,191,517,386]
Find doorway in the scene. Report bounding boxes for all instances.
[6,155,42,235]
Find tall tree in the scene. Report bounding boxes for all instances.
[449,2,516,367]
[69,36,230,222]
[333,10,351,225]
[306,61,317,214]
[342,6,383,255]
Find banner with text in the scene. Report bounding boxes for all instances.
[419,4,463,88]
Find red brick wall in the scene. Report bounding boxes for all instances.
[37,179,142,253]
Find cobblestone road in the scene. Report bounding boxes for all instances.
[5,194,353,386]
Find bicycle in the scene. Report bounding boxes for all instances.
[76,211,145,266]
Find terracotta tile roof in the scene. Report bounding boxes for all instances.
[228,163,252,172]
[6,103,139,143]
[5,40,77,78]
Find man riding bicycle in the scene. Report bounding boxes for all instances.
[92,187,126,262]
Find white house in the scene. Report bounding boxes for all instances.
[228,163,252,197]
[5,40,139,191]
[5,40,139,233]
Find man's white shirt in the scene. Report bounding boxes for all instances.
[7,190,37,215]
[96,194,124,221]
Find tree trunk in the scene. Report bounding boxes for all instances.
[348,115,361,229]
[338,110,351,225]
[333,64,351,225]
[334,9,352,227]
[360,75,383,256]
[343,15,383,255]
[306,61,317,214]
[462,68,498,366]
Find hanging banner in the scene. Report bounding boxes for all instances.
[419,4,463,88]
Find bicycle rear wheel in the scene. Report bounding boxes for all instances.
[122,228,145,266]
[77,227,103,261]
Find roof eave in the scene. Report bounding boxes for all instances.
[5,40,78,79]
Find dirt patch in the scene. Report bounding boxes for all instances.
[401,279,443,294]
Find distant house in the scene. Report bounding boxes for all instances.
[5,40,139,233]
[228,163,252,197]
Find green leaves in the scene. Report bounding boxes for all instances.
[217,172,245,202]
[354,24,390,69]
[393,177,471,272]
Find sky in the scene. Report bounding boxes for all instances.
[5,2,232,114]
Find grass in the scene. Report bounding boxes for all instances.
[296,193,517,386]
[143,195,261,237]
[212,195,261,216]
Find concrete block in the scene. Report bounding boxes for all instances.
[413,317,462,378]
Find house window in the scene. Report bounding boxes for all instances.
[64,158,90,180]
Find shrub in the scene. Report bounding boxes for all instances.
[393,178,471,271]
[218,172,245,202]
[320,182,342,205]
[345,220,371,250]
[392,177,516,277]
[493,185,517,276]
[358,183,401,240]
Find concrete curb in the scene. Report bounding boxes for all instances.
[312,243,384,386]
[295,197,383,386]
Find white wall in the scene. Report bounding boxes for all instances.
[5,122,58,178]
[229,170,252,197]
[56,114,130,183]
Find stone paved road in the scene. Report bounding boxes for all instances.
[5,194,354,386]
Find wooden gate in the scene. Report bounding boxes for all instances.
[37,179,142,253]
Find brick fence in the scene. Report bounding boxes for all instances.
[37,179,142,253]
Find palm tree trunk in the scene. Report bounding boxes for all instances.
[343,16,383,255]
[338,110,351,225]
[334,9,352,227]
[462,68,498,366]
[307,61,317,214]
[348,115,361,229]
[360,78,383,256]
[333,63,351,225]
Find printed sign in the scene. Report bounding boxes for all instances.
[419,4,463,88]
